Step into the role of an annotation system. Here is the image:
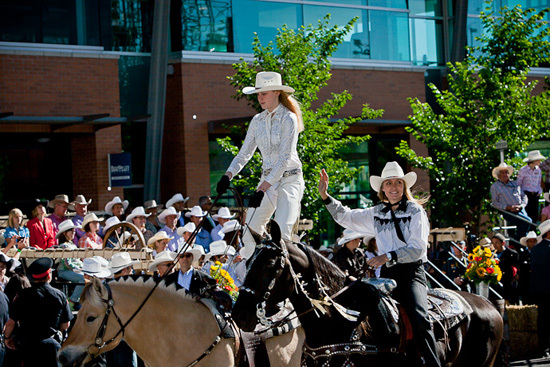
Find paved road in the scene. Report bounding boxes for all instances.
[511,357,550,366]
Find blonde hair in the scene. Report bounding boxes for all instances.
[8,208,23,228]
[377,182,429,207]
[279,92,304,133]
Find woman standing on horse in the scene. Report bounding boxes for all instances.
[318,161,441,367]
[217,71,304,259]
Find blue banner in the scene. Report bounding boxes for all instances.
[109,153,132,187]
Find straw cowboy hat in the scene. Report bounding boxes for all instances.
[242,71,295,95]
[81,213,103,230]
[219,219,243,235]
[103,216,121,233]
[538,220,550,242]
[158,207,181,224]
[144,200,163,211]
[148,251,177,272]
[185,206,206,218]
[492,162,514,179]
[147,231,173,248]
[520,231,538,246]
[212,207,235,221]
[109,252,140,273]
[204,240,236,262]
[523,150,546,163]
[369,161,417,192]
[338,228,365,246]
[105,196,129,215]
[70,195,92,206]
[56,219,77,239]
[166,194,189,209]
[82,257,111,278]
[176,243,202,263]
[125,206,151,223]
[48,194,70,209]
[176,222,196,237]
[479,237,492,248]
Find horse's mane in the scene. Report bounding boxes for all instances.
[299,244,346,294]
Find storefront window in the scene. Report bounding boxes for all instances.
[410,18,443,65]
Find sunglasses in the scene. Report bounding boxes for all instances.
[179,253,193,259]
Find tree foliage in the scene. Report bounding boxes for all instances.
[217,15,383,232]
[397,3,550,233]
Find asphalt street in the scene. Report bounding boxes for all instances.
[511,357,550,367]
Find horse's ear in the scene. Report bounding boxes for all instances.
[270,220,282,244]
[249,228,263,245]
[92,276,108,300]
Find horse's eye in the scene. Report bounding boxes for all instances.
[86,316,97,323]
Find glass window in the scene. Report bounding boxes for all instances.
[111,0,153,52]
[306,0,366,5]
[369,10,410,61]
[466,15,483,49]
[232,0,302,54]
[409,0,442,17]
[410,18,443,65]
[368,0,407,9]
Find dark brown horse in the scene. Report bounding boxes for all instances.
[233,225,503,366]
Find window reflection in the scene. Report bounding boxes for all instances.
[410,18,443,65]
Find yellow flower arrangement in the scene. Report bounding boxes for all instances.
[465,246,502,284]
[210,261,239,300]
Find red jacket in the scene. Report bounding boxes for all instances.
[27,217,56,249]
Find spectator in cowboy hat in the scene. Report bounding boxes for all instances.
[78,213,103,249]
[165,193,189,227]
[27,202,56,250]
[102,216,130,248]
[318,244,334,260]
[492,233,520,303]
[185,206,212,252]
[69,195,93,245]
[81,257,111,281]
[144,200,163,233]
[490,162,533,241]
[109,252,139,278]
[198,196,216,232]
[148,251,177,277]
[47,194,70,236]
[158,207,183,252]
[518,231,538,305]
[530,220,550,357]
[331,229,368,278]
[517,150,545,222]
[164,245,214,295]
[177,222,196,246]
[55,219,84,307]
[218,219,243,254]
[211,207,235,241]
[202,240,235,271]
[105,196,129,221]
[126,206,154,248]
[147,231,173,256]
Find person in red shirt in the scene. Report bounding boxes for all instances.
[27,203,56,249]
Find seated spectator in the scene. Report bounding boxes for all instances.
[363,236,381,278]
[157,207,183,252]
[185,206,212,252]
[78,213,103,249]
[517,150,545,222]
[490,162,533,241]
[164,245,213,295]
[518,231,538,305]
[47,194,70,237]
[144,200,163,233]
[211,207,235,241]
[109,252,139,278]
[27,203,56,250]
[126,207,154,248]
[198,196,215,232]
[148,251,176,278]
[165,193,189,227]
[541,193,550,222]
[193,245,206,269]
[105,196,129,221]
[147,231,173,256]
[177,222,196,247]
[439,241,469,291]
[218,219,243,252]
[201,240,234,273]
[332,229,367,279]
[492,233,520,303]
[81,257,111,282]
[102,217,124,248]
[56,220,84,308]
[318,245,334,260]
[3,208,30,247]
[69,195,92,245]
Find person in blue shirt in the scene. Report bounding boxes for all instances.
[3,208,30,247]
[185,206,212,252]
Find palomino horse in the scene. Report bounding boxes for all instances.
[58,276,304,367]
[233,224,504,367]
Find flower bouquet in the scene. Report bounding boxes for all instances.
[465,246,502,284]
[210,261,239,301]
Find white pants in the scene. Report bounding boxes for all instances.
[241,173,304,259]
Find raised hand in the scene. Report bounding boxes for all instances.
[318,169,330,200]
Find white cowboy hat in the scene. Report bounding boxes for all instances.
[479,237,492,248]
[148,251,177,272]
[520,231,538,246]
[212,207,235,221]
[158,207,181,224]
[105,196,129,215]
[538,220,550,242]
[109,252,140,273]
[369,161,417,193]
[242,71,295,95]
[125,206,151,223]
[103,216,121,233]
[219,219,243,235]
[166,193,189,209]
[185,205,206,218]
[0,252,20,272]
[82,257,111,278]
[176,243,202,263]
[48,194,70,209]
[147,230,173,248]
[492,162,514,179]
[338,228,365,246]
[144,200,163,211]
[363,235,375,245]
[204,240,235,262]
[176,222,196,237]
[523,150,546,163]
[193,245,206,256]
[56,219,77,239]
[81,213,103,231]
[318,245,333,253]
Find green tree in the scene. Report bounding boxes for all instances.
[217,15,383,234]
[397,3,550,233]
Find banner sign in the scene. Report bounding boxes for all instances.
[108,153,132,188]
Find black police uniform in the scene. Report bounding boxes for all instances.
[10,274,72,366]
